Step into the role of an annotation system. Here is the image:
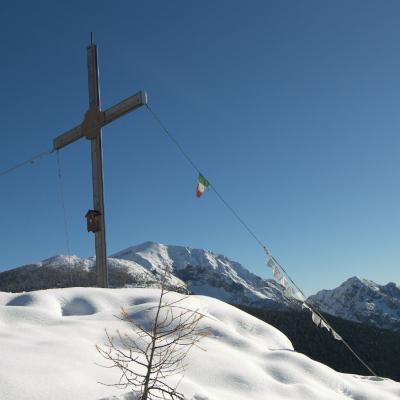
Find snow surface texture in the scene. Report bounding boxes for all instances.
[309,276,400,332]
[0,287,399,400]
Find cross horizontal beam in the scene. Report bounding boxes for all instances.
[104,91,147,126]
[53,90,147,150]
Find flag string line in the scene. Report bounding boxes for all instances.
[0,112,115,180]
[272,256,377,375]
[145,103,377,377]
[0,148,73,263]
[0,149,54,179]
[266,255,377,379]
[146,104,267,251]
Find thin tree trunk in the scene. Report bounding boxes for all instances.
[142,274,166,399]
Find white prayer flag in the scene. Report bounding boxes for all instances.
[284,286,295,297]
[279,276,288,287]
[302,302,311,311]
[294,291,306,301]
[272,265,283,281]
[263,246,272,257]
[311,312,321,327]
[267,259,275,268]
[320,320,330,331]
[332,331,342,341]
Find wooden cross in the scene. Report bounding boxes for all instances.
[53,42,147,288]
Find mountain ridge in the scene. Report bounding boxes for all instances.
[1,242,399,332]
[308,275,400,332]
[0,242,294,311]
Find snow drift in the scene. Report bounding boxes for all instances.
[0,287,398,400]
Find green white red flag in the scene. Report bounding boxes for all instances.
[196,174,209,198]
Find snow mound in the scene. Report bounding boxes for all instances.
[0,287,398,400]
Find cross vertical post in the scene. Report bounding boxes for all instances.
[86,44,108,288]
[52,41,147,289]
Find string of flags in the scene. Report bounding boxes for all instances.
[192,172,343,339]
[193,173,344,339]
[147,105,376,376]
[190,169,374,375]
[266,256,342,342]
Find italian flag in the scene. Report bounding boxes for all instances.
[196,174,209,198]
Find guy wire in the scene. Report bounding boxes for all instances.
[0,149,53,178]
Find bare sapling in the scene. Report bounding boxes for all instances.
[97,270,209,400]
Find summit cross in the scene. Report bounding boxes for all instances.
[53,41,147,288]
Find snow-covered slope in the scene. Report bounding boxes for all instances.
[0,287,398,400]
[112,241,293,309]
[309,276,400,331]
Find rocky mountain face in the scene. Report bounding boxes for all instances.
[112,242,295,310]
[308,276,400,332]
[0,242,294,310]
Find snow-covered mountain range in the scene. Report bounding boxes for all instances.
[0,242,294,310]
[2,242,400,332]
[308,276,400,332]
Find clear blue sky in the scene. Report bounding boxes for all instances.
[0,1,399,294]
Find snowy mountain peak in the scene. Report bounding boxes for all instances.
[384,281,400,292]
[111,241,296,309]
[309,276,400,331]
[40,255,92,270]
[342,276,376,288]
[345,276,364,284]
